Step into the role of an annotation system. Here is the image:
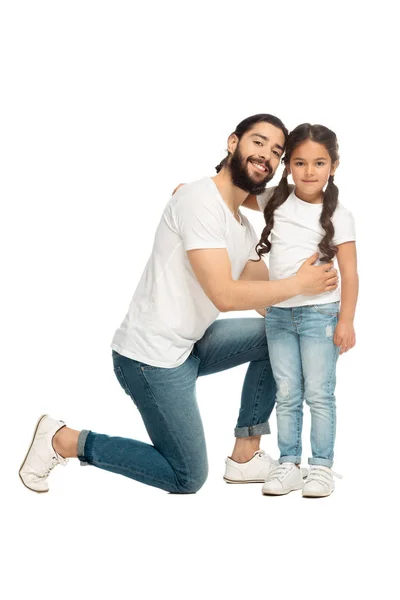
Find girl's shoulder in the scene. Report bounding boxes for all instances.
[333,202,355,224]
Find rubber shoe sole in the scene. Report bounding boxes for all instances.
[19,414,50,494]
[262,482,304,496]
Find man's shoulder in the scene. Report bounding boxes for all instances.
[173,177,213,198]
[172,177,225,216]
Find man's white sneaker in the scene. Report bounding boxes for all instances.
[19,415,68,493]
[262,462,305,495]
[223,450,278,483]
[302,466,342,498]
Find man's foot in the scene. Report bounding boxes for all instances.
[262,462,306,496]
[223,450,278,483]
[19,415,68,493]
[302,466,342,498]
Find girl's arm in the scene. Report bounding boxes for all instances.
[335,241,359,354]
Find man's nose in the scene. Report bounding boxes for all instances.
[259,146,271,160]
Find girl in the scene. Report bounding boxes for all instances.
[252,123,358,497]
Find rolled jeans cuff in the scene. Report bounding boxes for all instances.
[77,429,91,466]
[280,455,302,465]
[308,457,334,468]
[234,422,270,438]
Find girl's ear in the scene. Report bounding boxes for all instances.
[227,133,239,155]
[330,160,339,176]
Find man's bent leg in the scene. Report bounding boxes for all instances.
[194,318,276,475]
[73,352,207,493]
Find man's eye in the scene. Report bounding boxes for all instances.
[254,140,262,146]
[273,150,281,157]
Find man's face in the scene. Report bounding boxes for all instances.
[227,122,285,194]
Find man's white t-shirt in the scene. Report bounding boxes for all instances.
[257,189,356,308]
[111,177,259,368]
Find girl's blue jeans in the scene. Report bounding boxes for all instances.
[265,302,340,468]
[77,318,276,493]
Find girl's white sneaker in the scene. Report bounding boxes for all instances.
[302,466,342,498]
[262,462,305,495]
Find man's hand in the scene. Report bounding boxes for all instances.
[334,321,356,355]
[172,183,185,195]
[296,253,338,295]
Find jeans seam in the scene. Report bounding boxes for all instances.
[88,458,181,490]
[137,366,193,487]
[198,345,268,377]
[249,358,270,427]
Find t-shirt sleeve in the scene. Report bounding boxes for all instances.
[333,205,356,245]
[256,186,276,211]
[256,183,295,211]
[175,193,227,251]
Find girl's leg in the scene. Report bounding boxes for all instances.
[264,308,303,464]
[299,303,340,467]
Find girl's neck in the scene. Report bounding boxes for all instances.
[294,187,324,205]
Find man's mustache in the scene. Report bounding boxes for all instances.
[247,157,273,175]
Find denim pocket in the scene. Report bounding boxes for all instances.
[139,364,157,371]
[312,301,340,316]
[113,366,131,394]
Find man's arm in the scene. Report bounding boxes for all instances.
[334,242,358,354]
[239,258,270,316]
[187,248,338,312]
[242,185,296,211]
[241,195,259,211]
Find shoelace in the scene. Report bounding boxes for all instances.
[305,467,342,490]
[266,463,295,482]
[40,454,68,478]
[255,450,274,463]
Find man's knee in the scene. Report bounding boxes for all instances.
[175,464,209,494]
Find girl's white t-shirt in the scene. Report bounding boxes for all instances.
[111,178,259,368]
[257,188,356,308]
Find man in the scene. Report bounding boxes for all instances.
[20,114,337,494]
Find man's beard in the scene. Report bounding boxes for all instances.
[228,146,274,194]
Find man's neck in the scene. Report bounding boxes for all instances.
[212,169,249,216]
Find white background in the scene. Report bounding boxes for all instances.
[1,1,398,598]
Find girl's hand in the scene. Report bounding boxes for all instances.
[334,321,356,355]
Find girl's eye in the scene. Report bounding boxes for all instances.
[294,161,304,166]
[316,161,326,167]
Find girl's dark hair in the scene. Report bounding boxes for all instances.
[215,114,289,173]
[255,123,339,263]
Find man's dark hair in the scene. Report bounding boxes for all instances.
[215,114,289,173]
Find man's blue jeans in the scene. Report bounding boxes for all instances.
[265,302,340,468]
[77,318,276,493]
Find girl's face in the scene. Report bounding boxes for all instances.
[287,139,338,203]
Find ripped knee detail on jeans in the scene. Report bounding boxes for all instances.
[278,379,290,399]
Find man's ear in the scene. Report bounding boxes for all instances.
[331,160,339,176]
[227,133,239,155]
